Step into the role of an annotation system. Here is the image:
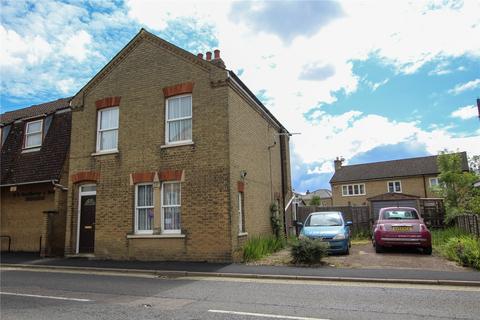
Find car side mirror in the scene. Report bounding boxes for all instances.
[346,221,353,226]
[295,221,303,227]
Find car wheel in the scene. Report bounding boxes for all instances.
[344,245,350,255]
[423,246,432,255]
[375,243,384,253]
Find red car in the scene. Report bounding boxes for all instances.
[372,207,432,255]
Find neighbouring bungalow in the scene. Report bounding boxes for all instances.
[1,98,72,255]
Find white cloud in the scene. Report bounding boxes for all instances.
[62,30,92,62]
[451,105,478,120]
[448,79,480,95]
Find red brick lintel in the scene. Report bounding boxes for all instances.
[96,96,121,110]
[159,170,183,182]
[162,82,194,98]
[71,171,100,184]
[131,172,156,184]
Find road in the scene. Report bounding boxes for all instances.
[1,268,479,320]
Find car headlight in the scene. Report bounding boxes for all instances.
[333,233,346,240]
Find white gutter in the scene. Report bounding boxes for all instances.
[284,194,296,212]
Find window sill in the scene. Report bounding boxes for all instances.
[22,147,41,153]
[126,234,185,239]
[238,232,248,237]
[91,150,119,157]
[160,141,194,149]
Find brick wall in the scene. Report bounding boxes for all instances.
[227,86,284,251]
[331,175,439,206]
[1,183,55,252]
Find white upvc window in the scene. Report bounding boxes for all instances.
[162,182,181,233]
[429,177,439,187]
[166,95,192,144]
[238,192,245,234]
[388,181,402,193]
[341,183,366,196]
[97,107,119,152]
[24,119,43,149]
[135,184,154,234]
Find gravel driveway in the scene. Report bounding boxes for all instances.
[324,241,467,271]
[250,241,468,272]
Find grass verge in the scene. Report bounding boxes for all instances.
[243,236,286,262]
[431,227,480,270]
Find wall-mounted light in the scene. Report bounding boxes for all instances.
[240,170,247,179]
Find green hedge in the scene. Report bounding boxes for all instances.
[431,228,480,270]
[291,238,328,265]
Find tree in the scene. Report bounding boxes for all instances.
[469,155,480,174]
[309,195,321,206]
[435,152,480,221]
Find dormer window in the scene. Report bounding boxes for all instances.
[24,119,43,149]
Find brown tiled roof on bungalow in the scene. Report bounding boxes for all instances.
[1,98,72,186]
[330,152,469,183]
[0,97,71,125]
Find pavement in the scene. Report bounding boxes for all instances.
[1,252,479,286]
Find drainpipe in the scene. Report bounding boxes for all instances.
[267,140,276,203]
[422,175,427,198]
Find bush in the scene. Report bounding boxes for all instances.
[243,235,286,262]
[444,236,480,270]
[291,238,328,265]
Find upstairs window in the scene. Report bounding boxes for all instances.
[429,177,439,187]
[388,181,402,193]
[24,119,43,149]
[97,107,119,152]
[166,95,192,144]
[341,183,365,196]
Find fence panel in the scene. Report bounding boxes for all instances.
[455,214,480,238]
[296,206,372,236]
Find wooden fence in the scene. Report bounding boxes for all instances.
[455,214,480,238]
[296,206,372,236]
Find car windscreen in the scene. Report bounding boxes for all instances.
[382,210,419,220]
[306,213,343,226]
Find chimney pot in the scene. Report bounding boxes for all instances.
[197,53,204,59]
[206,51,212,61]
[214,49,220,59]
[334,157,344,171]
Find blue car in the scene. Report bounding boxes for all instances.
[298,211,352,255]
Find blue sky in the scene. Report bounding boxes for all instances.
[1,0,479,193]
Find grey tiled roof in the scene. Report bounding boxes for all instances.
[330,152,469,183]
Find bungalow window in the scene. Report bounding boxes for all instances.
[342,184,365,196]
[135,184,154,234]
[166,95,192,144]
[162,182,181,233]
[388,181,402,193]
[24,119,43,149]
[429,177,439,187]
[97,107,119,152]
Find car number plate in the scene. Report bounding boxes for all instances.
[392,226,412,232]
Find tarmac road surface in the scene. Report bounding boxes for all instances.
[1,268,480,320]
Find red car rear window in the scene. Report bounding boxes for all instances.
[382,210,419,220]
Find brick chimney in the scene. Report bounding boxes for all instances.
[205,51,212,61]
[334,157,344,171]
[211,49,226,68]
[197,53,204,59]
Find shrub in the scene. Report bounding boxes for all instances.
[291,238,328,265]
[444,236,480,270]
[243,235,286,262]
